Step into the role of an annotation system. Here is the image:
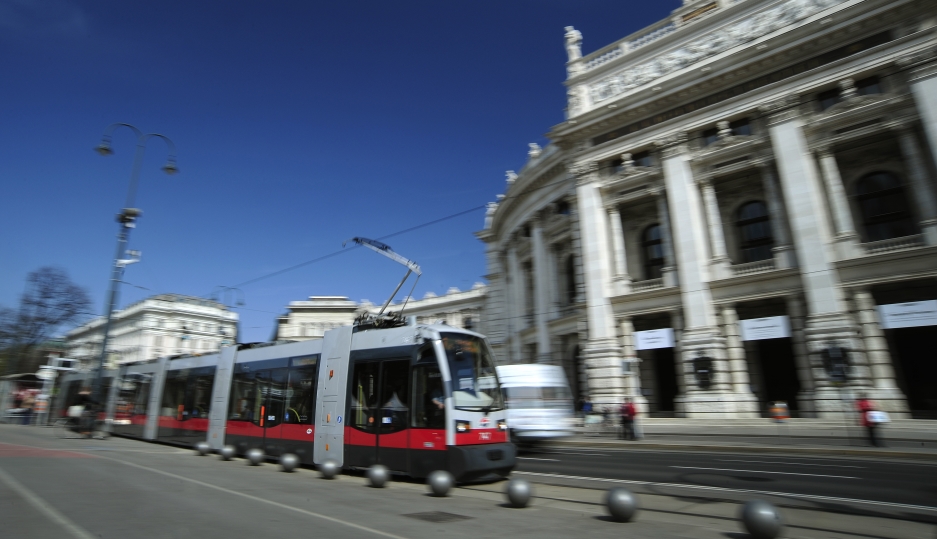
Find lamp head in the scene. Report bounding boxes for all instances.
[161,161,179,175]
[95,143,114,156]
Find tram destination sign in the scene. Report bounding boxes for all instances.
[878,300,937,329]
[739,316,790,341]
[634,328,675,350]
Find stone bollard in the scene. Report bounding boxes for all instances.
[219,445,236,461]
[427,470,455,497]
[318,459,339,479]
[504,479,532,508]
[740,500,783,539]
[246,448,264,466]
[367,465,390,488]
[279,453,299,472]
[605,487,639,522]
[194,441,211,456]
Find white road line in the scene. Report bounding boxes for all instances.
[0,466,98,539]
[671,466,859,479]
[717,459,865,469]
[512,471,937,513]
[98,455,412,539]
[517,457,560,461]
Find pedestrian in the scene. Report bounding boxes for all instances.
[619,398,636,440]
[856,393,885,447]
[21,392,35,426]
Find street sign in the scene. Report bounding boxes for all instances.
[35,369,58,381]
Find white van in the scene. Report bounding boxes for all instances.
[496,364,575,445]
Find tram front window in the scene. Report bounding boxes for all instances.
[441,333,504,412]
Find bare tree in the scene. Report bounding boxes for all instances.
[0,267,91,374]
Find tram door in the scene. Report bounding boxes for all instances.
[348,359,410,472]
[256,369,287,455]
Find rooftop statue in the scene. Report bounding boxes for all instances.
[564,26,583,62]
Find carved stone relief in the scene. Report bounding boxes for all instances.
[589,0,846,104]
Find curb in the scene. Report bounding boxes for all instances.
[548,439,937,461]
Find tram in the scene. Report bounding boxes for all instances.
[55,318,514,481]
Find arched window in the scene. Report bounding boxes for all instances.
[564,255,576,305]
[855,172,916,242]
[736,201,774,263]
[642,224,665,280]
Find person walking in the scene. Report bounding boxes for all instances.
[856,393,883,447]
[619,398,636,440]
[21,392,35,426]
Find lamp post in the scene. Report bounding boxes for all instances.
[210,286,244,347]
[90,123,178,407]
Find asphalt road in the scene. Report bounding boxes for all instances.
[517,444,937,509]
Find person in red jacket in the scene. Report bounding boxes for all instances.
[856,393,881,447]
[619,399,637,441]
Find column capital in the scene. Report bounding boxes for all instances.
[814,143,834,158]
[759,94,801,126]
[570,160,600,185]
[654,131,689,159]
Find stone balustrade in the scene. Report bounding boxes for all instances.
[861,234,925,255]
[730,258,776,276]
[631,278,665,292]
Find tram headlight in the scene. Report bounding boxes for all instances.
[455,420,471,433]
[497,420,508,431]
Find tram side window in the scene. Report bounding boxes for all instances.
[285,365,317,424]
[133,378,151,415]
[350,362,380,433]
[161,371,189,420]
[412,364,444,430]
[228,371,257,422]
[190,374,214,419]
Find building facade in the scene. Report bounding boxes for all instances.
[66,294,239,367]
[275,285,487,342]
[478,0,937,418]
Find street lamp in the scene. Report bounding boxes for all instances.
[90,123,178,407]
[210,286,244,347]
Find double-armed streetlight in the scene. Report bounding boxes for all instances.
[90,123,178,406]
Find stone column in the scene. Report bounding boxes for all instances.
[572,161,626,408]
[896,127,937,245]
[657,134,741,417]
[506,246,523,364]
[671,310,687,416]
[815,145,861,258]
[759,163,796,269]
[531,218,553,365]
[851,288,909,416]
[608,206,632,294]
[765,98,865,417]
[699,178,730,279]
[785,295,816,416]
[721,305,758,417]
[619,317,648,415]
[652,188,678,287]
[909,59,937,242]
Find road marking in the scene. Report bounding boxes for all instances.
[512,471,937,513]
[0,466,99,539]
[717,459,864,469]
[671,466,859,479]
[517,457,560,461]
[97,455,412,539]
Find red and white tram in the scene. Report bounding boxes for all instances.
[55,320,515,482]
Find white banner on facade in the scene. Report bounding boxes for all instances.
[878,300,937,329]
[739,316,791,341]
[634,328,675,350]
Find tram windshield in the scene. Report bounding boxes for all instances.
[440,333,504,412]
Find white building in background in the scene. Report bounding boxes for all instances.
[275,285,488,342]
[66,294,239,367]
[478,0,937,418]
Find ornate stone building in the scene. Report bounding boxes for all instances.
[477,0,937,418]
[66,294,239,367]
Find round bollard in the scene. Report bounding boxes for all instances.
[318,459,339,479]
[504,479,532,508]
[219,445,236,461]
[246,448,265,466]
[280,453,299,473]
[194,441,211,456]
[367,464,390,488]
[740,500,783,539]
[605,487,639,522]
[427,470,454,497]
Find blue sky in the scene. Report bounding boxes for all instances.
[0,0,679,343]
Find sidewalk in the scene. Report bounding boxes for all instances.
[562,418,937,460]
